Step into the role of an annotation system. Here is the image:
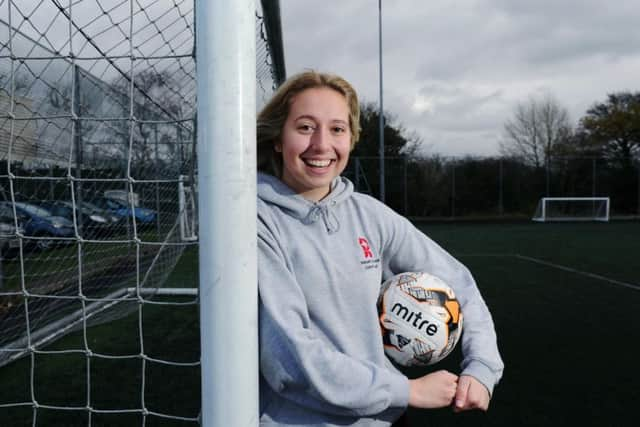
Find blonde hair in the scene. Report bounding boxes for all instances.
[257,70,360,177]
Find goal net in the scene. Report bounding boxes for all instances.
[0,0,283,425]
[532,197,610,222]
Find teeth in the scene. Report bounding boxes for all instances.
[305,159,331,167]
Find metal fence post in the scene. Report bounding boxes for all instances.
[155,123,161,235]
[637,160,640,217]
[378,0,385,204]
[498,158,504,217]
[546,158,551,196]
[451,160,456,218]
[592,157,597,197]
[403,157,408,216]
[355,157,361,193]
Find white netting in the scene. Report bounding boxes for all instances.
[0,0,280,424]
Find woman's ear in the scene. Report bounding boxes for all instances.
[274,143,282,153]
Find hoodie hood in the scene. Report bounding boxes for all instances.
[257,172,353,234]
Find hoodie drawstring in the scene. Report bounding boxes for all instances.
[306,203,340,234]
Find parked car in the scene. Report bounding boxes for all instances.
[88,197,157,227]
[36,200,122,238]
[79,201,126,233]
[0,207,24,257]
[104,190,139,206]
[0,201,74,250]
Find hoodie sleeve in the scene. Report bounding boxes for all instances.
[378,205,504,395]
[258,216,409,417]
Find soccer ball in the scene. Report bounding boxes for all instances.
[378,272,463,367]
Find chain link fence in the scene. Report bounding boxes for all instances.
[345,156,640,220]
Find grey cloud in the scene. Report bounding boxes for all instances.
[280,0,640,155]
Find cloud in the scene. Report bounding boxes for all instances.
[280,0,640,156]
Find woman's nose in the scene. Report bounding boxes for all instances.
[309,126,330,149]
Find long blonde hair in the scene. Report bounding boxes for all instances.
[257,70,360,177]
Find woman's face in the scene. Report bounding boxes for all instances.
[277,87,351,201]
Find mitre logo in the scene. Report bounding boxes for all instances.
[358,237,374,259]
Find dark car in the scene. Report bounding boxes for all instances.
[88,197,157,227]
[36,200,121,238]
[79,201,126,234]
[0,210,24,257]
[0,201,74,250]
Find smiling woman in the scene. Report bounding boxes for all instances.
[257,71,361,183]
[276,87,352,201]
[255,71,504,427]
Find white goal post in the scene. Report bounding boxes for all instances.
[179,175,198,242]
[196,1,259,426]
[532,197,610,222]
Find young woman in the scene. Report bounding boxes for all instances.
[257,71,503,426]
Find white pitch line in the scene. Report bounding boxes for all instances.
[456,253,513,257]
[514,254,640,292]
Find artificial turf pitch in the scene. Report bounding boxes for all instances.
[0,221,638,426]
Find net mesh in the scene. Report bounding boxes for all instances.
[0,0,279,424]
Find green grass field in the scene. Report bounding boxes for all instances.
[0,246,201,427]
[408,221,640,426]
[1,221,639,426]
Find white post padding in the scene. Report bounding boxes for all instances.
[196,1,258,426]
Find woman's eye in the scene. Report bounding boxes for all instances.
[332,126,346,133]
[298,124,314,132]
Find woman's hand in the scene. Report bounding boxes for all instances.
[453,375,490,412]
[408,370,458,409]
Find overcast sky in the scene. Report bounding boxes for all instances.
[280,0,640,157]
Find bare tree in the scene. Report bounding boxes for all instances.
[103,69,192,169]
[0,69,31,95]
[500,93,572,168]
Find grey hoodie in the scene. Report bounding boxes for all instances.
[258,172,503,426]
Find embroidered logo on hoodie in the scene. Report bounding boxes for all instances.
[358,237,380,270]
[358,237,374,258]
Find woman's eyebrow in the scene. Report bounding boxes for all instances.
[292,115,347,124]
[292,114,317,122]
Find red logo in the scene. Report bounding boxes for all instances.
[358,237,373,259]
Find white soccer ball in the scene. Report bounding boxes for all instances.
[378,272,463,367]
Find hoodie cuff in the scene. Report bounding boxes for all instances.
[461,360,498,396]
[389,373,410,409]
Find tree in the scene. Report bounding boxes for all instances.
[577,92,640,168]
[346,102,423,208]
[500,93,572,168]
[108,69,192,174]
[352,102,422,158]
[0,70,30,95]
